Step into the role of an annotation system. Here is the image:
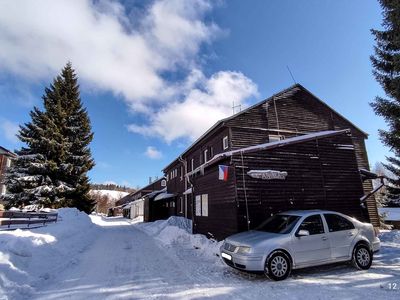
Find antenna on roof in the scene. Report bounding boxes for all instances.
[232,101,242,115]
[286,65,297,84]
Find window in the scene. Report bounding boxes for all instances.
[223,136,229,150]
[201,194,208,217]
[204,149,208,163]
[191,158,194,171]
[195,195,201,216]
[298,215,325,235]
[256,214,301,234]
[195,194,208,217]
[210,147,214,158]
[180,166,183,181]
[6,158,11,168]
[161,179,167,187]
[166,174,169,181]
[269,135,285,143]
[324,214,355,232]
[1,184,6,195]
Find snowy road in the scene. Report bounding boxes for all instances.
[33,218,201,299]
[14,214,399,300]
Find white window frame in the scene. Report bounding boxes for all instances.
[191,158,194,171]
[201,194,208,217]
[6,158,11,168]
[223,136,229,150]
[195,194,209,217]
[180,166,183,181]
[161,179,167,187]
[195,195,201,216]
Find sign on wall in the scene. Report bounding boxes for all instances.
[247,170,288,180]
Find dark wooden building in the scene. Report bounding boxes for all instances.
[188,130,368,240]
[161,84,378,232]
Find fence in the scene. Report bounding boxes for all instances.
[0,211,58,229]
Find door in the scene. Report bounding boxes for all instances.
[324,213,357,259]
[291,214,331,266]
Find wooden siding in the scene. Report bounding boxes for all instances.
[225,86,378,226]
[191,161,238,240]
[232,132,366,233]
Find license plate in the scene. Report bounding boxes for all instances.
[221,252,232,260]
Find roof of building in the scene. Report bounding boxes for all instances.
[0,146,17,158]
[163,84,367,171]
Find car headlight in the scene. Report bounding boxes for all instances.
[236,246,251,254]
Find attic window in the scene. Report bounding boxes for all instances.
[223,136,229,150]
[269,135,285,143]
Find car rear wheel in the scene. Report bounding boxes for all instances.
[352,244,372,270]
[265,251,291,281]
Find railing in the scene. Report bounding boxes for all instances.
[0,211,58,229]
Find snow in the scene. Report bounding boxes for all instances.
[379,207,400,221]
[90,189,129,200]
[0,212,399,299]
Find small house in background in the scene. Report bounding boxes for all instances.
[0,146,16,200]
[114,177,166,220]
[379,207,400,229]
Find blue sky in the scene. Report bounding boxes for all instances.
[0,0,389,188]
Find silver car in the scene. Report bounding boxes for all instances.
[220,210,380,280]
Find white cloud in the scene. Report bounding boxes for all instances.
[0,0,218,111]
[144,146,163,159]
[0,120,19,143]
[128,70,258,143]
[0,0,258,142]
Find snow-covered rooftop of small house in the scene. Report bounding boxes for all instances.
[187,129,350,177]
[379,207,400,221]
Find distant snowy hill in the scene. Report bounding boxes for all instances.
[90,190,129,201]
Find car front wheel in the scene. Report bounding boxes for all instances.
[265,251,291,281]
[352,244,373,270]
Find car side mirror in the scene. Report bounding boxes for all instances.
[297,229,310,237]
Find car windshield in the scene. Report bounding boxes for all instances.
[255,214,301,234]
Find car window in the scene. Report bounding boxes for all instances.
[324,214,355,232]
[256,215,301,234]
[298,214,324,235]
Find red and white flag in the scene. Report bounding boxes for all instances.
[218,165,229,181]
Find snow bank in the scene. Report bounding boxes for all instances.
[0,208,99,300]
[136,216,222,259]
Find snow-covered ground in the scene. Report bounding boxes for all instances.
[0,210,399,300]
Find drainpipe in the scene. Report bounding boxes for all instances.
[178,155,192,219]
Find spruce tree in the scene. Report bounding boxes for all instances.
[3,63,95,212]
[371,0,400,206]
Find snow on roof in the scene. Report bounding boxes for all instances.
[0,146,16,157]
[154,192,176,201]
[379,207,400,221]
[187,130,349,177]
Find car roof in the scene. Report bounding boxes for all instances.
[278,210,342,217]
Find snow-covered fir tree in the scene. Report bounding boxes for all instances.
[371,0,400,206]
[2,63,95,212]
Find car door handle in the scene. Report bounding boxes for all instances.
[322,236,328,241]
